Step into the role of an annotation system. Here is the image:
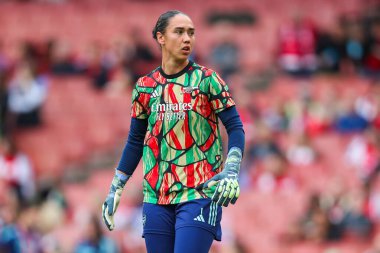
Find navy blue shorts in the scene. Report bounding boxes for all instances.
[142,198,222,241]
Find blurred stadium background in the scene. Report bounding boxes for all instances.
[1,0,380,252]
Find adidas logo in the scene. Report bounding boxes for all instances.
[194,208,205,222]
[142,214,146,227]
[151,90,160,98]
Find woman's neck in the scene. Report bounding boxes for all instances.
[161,58,189,75]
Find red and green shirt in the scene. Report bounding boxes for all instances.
[131,61,235,204]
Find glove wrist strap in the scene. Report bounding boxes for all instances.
[114,170,131,188]
[116,170,131,181]
[225,147,242,174]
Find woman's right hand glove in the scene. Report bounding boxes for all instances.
[102,171,130,231]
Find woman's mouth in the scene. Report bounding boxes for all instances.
[182,46,191,53]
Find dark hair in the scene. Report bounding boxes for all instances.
[152,10,187,40]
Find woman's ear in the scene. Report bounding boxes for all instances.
[156,32,165,46]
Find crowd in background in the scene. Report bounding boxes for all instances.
[1,1,380,253]
[274,4,380,79]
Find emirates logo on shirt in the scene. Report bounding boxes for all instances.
[151,102,192,112]
[152,102,193,121]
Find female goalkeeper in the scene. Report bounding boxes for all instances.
[102,10,245,253]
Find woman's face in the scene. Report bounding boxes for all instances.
[157,14,195,61]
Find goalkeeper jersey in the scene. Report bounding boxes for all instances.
[131,61,235,204]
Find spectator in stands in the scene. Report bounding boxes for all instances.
[116,34,140,83]
[37,203,64,252]
[335,92,369,133]
[74,214,119,253]
[344,127,380,180]
[86,41,112,90]
[17,201,43,253]
[128,28,158,81]
[321,182,350,241]
[18,40,52,77]
[284,98,307,135]
[0,70,9,138]
[277,11,318,77]
[261,98,288,133]
[299,195,329,242]
[367,174,380,222]
[0,138,35,203]
[7,61,48,129]
[36,178,66,253]
[342,188,373,239]
[363,20,380,79]
[355,89,379,124]
[342,16,366,73]
[316,24,346,73]
[286,133,317,166]
[255,152,296,194]
[209,22,240,81]
[285,193,329,243]
[248,121,284,163]
[132,28,157,63]
[0,42,11,131]
[19,42,40,67]
[38,183,66,212]
[368,84,380,131]
[304,94,336,137]
[287,179,358,243]
[50,39,84,76]
[0,185,22,253]
[249,122,296,192]
[0,187,60,253]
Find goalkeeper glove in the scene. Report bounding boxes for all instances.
[197,147,242,207]
[102,171,130,231]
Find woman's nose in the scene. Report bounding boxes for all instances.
[183,33,190,42]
